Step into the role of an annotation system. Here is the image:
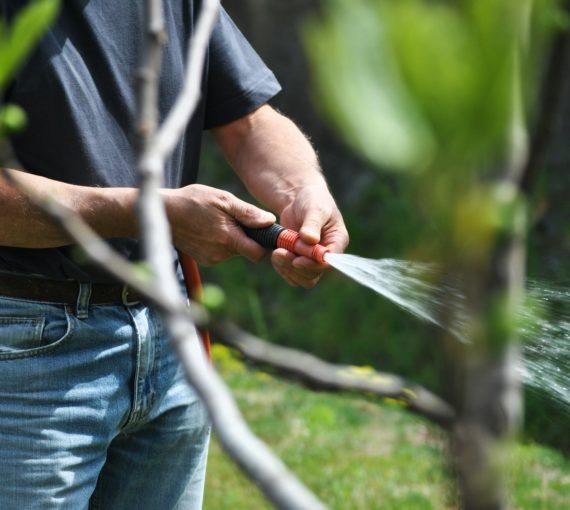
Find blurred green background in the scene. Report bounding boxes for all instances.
[199,0,569,452]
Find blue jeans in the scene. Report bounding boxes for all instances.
[0,286,211,509]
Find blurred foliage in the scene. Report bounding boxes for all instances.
[304,0,559,176]
[206,346,570,509]
[0,103,26,136]
[304,0,562,281]
[208,0,569,451]
[201,284,227,314]
[303,0,567,443]
[0,0,60,144]
[0,0,60,89]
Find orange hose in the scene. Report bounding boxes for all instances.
[178,252,212,360]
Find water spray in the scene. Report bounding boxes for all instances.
[242,223,330,264]
[241,226,570,408]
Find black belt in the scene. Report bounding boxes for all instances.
[0,272,146,306]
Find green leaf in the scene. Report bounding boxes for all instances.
[201,284,227,313]
[304,0,556,176]
[303,0,435,172]
[0,0,60,89]
[0,103,27,135]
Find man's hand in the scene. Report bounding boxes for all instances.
[213,104,349,287]
[162,184,276,266]
[273,183,349,288]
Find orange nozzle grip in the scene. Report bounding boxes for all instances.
[276,229,329,264]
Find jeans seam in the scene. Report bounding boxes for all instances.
[120,306,142,430]
[149,310,162,411]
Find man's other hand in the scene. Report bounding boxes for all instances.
[272,183,349,288]
[163,184,275,266]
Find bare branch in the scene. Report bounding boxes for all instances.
[3,0,462,506]
[137,0,180,303]
[213,321,455,428]
[151,0,220,162]
[0,168,196,318]
[4,146,449,506]
[135,1,328,508]
[170,315,329,510]
[137,0,165,144]
[2,166,455,436]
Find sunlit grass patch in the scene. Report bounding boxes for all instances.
[205,346,569,509]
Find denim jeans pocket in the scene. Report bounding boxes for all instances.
[0,297,73,360]
[0,317,45,352]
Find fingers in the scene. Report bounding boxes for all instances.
[228,224,267,262]
[272,249,323,289]
[319,215,350,254]
[169,185,278,265]
[218,193,276,261]
[292,256,328,274]
[222,193,276,228]
[324,230,349,254]
[299,207,326,245]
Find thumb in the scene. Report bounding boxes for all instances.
[223,195,276,228]
[299,209,325,245]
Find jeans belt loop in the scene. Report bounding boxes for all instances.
[121,285,140,306]
[75,282,92,320]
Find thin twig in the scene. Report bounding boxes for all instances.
[0,168,198,318]
[151,0,220,162]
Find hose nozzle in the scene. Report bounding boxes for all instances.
[242,223,329,264]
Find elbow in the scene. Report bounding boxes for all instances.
[212,103,276,160]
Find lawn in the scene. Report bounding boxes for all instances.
[204,346,569,509]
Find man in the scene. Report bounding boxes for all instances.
[0,1,348,509]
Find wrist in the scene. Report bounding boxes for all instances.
[159,186,185,228]
[91,186,139,238]
[266,173,329,214]
[274,178,330,214]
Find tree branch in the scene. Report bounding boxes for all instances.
[1,168,454,435]
[0,168,200,319]
[213,321,455,428]
[1,158,458,506]
[4,0,462,509]
[151,0,220,162]
[450,12,537,508]
[134,1,327,508]
[521,25,570,194]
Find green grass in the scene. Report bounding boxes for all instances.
[204,346,569,509]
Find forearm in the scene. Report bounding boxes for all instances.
[212,105,348,287]
[0,169,138,248]
[212,105,327,213]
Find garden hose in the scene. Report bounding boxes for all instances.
[178,252,212,360]
[178,224,327,359]
[242,223,329,264]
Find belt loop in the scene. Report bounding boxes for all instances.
[75,282,92,320]
[121,285,140,306]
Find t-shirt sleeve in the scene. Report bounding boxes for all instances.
[203,8,281,129]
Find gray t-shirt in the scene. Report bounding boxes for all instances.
[0,0,281,283]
